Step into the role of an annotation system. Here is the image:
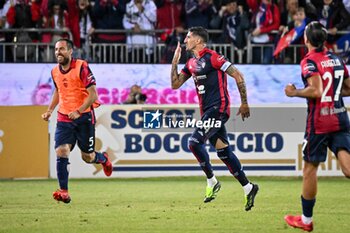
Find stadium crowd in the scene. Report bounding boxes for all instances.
[0,0,349,63]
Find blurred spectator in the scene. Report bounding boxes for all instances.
[0,0,13,62]
[6,0,42,61]
[279,0,298,32]
[41,0,68,17]
[156,0,184,42]
[250,0,280,64]
[161,29,186,63]
[123,0,157,63]
[67,0,95,60]
[277,6,308,63]
[94,0,126,42]
[210,0,249,49]
[246,0,259,14]
[41,0,49,17]
[41,0,69,62]
[94,0,126,62]
[315,0,350,43]
[184,0,216,29]
[281,6,307,35]
[235,0,249,13]
[156,0,185,63]
[6,0,41,28]
[300,0,318,20]
[123,84,147,104]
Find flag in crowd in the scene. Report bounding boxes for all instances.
[273,19,307,57]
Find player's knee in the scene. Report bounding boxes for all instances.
[81,153,94,163]
[55,146,70,157]
[214,139,228,150]
[338,150,350,178]
[342,167,350,179]
[302,168,312,177]
[303,163,318,177]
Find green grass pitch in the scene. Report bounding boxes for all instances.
[0,177,349,233]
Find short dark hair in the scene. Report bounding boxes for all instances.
[188,26,209,43]
[305,21,327,48]
[55,38,74,50]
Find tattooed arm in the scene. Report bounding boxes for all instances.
[171,42,190,89]
[226,65,250,120]
[171,65,189,89]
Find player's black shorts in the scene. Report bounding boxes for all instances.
[302,130,350,163]
[55,112,96,153]
[190,107,229,146]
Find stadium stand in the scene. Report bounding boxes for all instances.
[0,0,349,64]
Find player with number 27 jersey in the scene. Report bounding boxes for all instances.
[284,21,350,232]
[301,48,350,134]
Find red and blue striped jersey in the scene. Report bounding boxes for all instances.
[181,48,232,116]
[301,48,350,134]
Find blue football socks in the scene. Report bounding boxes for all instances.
[93,151,107,164]
[56,157,69,190]
[217,147,249,186]
[301,195,316,218]
[189,140,214,179]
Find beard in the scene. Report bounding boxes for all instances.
[57,56,70,66]
[185,44,193,52]
[186,42,199,53]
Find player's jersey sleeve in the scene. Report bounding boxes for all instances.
[210,52,232,72]
[181,61,192,77]
[301,58,319,79]
[80,61,96,88]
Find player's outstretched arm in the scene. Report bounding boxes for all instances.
[42,88,59,121]
[171,42,189,89]
[226,65,250,120]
